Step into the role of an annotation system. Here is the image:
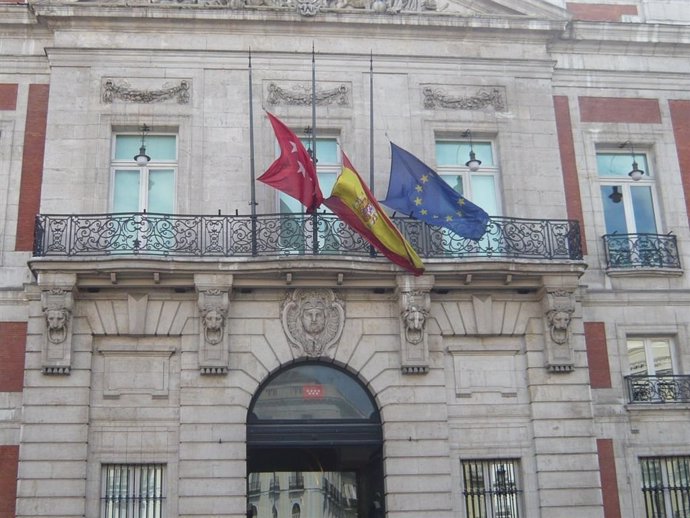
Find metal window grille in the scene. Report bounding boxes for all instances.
[462,459,521,518]
[101,464,165,518]
[641,457,690,518]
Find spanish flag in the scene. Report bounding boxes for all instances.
[324,153,425,276]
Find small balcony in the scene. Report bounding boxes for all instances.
[626,375,690,404]
[33,212,582,261]
[288,472,304,491]
[603,233,681,270]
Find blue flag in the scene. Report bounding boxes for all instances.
[382,142,490,241]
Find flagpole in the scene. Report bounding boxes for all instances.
[311,43,317,168]
[311,43,319,254]
[369,51,376,258]
[248,48,258,256]
[369,51,374,195]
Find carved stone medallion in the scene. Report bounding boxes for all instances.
[281,289,345,357]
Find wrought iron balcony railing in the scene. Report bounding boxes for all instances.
[33,212,582,261]
[626,375,690,404]
[603,233,681,269]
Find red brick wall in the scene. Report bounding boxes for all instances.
[553,95,587,254]
[585,322,612,389]
[566,2,637,21]
[669,100,690,228]
[0,84,18,111]
[15,84,49,252]
[0,445,19,518]
[579,96,661,124]
[0,322,27,392]
[597,439,622,518]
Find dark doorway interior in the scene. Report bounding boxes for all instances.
[246,363,384,518]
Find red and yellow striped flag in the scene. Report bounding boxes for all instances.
[324,153,424,276]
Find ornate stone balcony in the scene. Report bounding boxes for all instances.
[33,212,582,262]
[626,375,690,404]
[603,233,681,270]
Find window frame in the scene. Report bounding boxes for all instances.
[101,463,166,518]
[110,131,179,214]
[461,458,522,518]
[626,336,675,377]
[435,138,502,217]
[596,148,661,236]
[640,456,690,518]
[277,135,341,214]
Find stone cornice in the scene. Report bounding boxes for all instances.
[558,20,690,48]
[28,2,567,35]
[28,256,586,291]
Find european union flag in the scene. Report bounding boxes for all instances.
[382,142,490,241]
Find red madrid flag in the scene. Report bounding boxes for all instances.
[258,112,324,213]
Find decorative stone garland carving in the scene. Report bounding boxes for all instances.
[266,82,350,107]
[397,275,433,374]
[102,79,190,104]
[422,87,505,111]
[543,289,576,373]
[195,276,233,375]
[41,286,75,375]
[77,0,437,12]
[281,289,345,357]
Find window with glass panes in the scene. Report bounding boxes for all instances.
[435,140,500,216]
[279,137,340,214]
[111,133,177,213]
[462,459,521,518]
[101,463,165,518]
[627,337,674,376]
[597,151,658,236]
[279,137,340,253]
[641,457,690,518]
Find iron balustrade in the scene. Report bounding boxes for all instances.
[626,375,690,403]
[603,233,681,269]
[33,212,582,261]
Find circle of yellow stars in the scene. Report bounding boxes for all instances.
[412,174,467,221]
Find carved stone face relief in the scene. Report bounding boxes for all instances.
[401,304,428,345]
[546,308,573,345]
[45,308,69,344]
[282,289,345,357]
[201,307,225,345]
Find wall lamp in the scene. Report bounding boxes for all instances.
[620,140,644,181]
[463,129,481,172]
[133,124,151,166]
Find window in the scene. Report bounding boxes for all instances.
[279,137,340,214]
[628,338,673,376]
[597,150,674,268]
[641,457,690,518]
[279,137,341,253]
[101,464,165,518]
[291,503,301,518]
[462,459,521,518]
[598,151,657,236]
[627,337,681,403]
[436,140,500,216]
[112,132,177,213]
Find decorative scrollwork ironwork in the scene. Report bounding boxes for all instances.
[626,375,690,403]
[603,233,681,269]
[33,212,582,261]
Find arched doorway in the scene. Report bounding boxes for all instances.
[247,362,384,518]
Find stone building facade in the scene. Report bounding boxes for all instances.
[1,0,690,517]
